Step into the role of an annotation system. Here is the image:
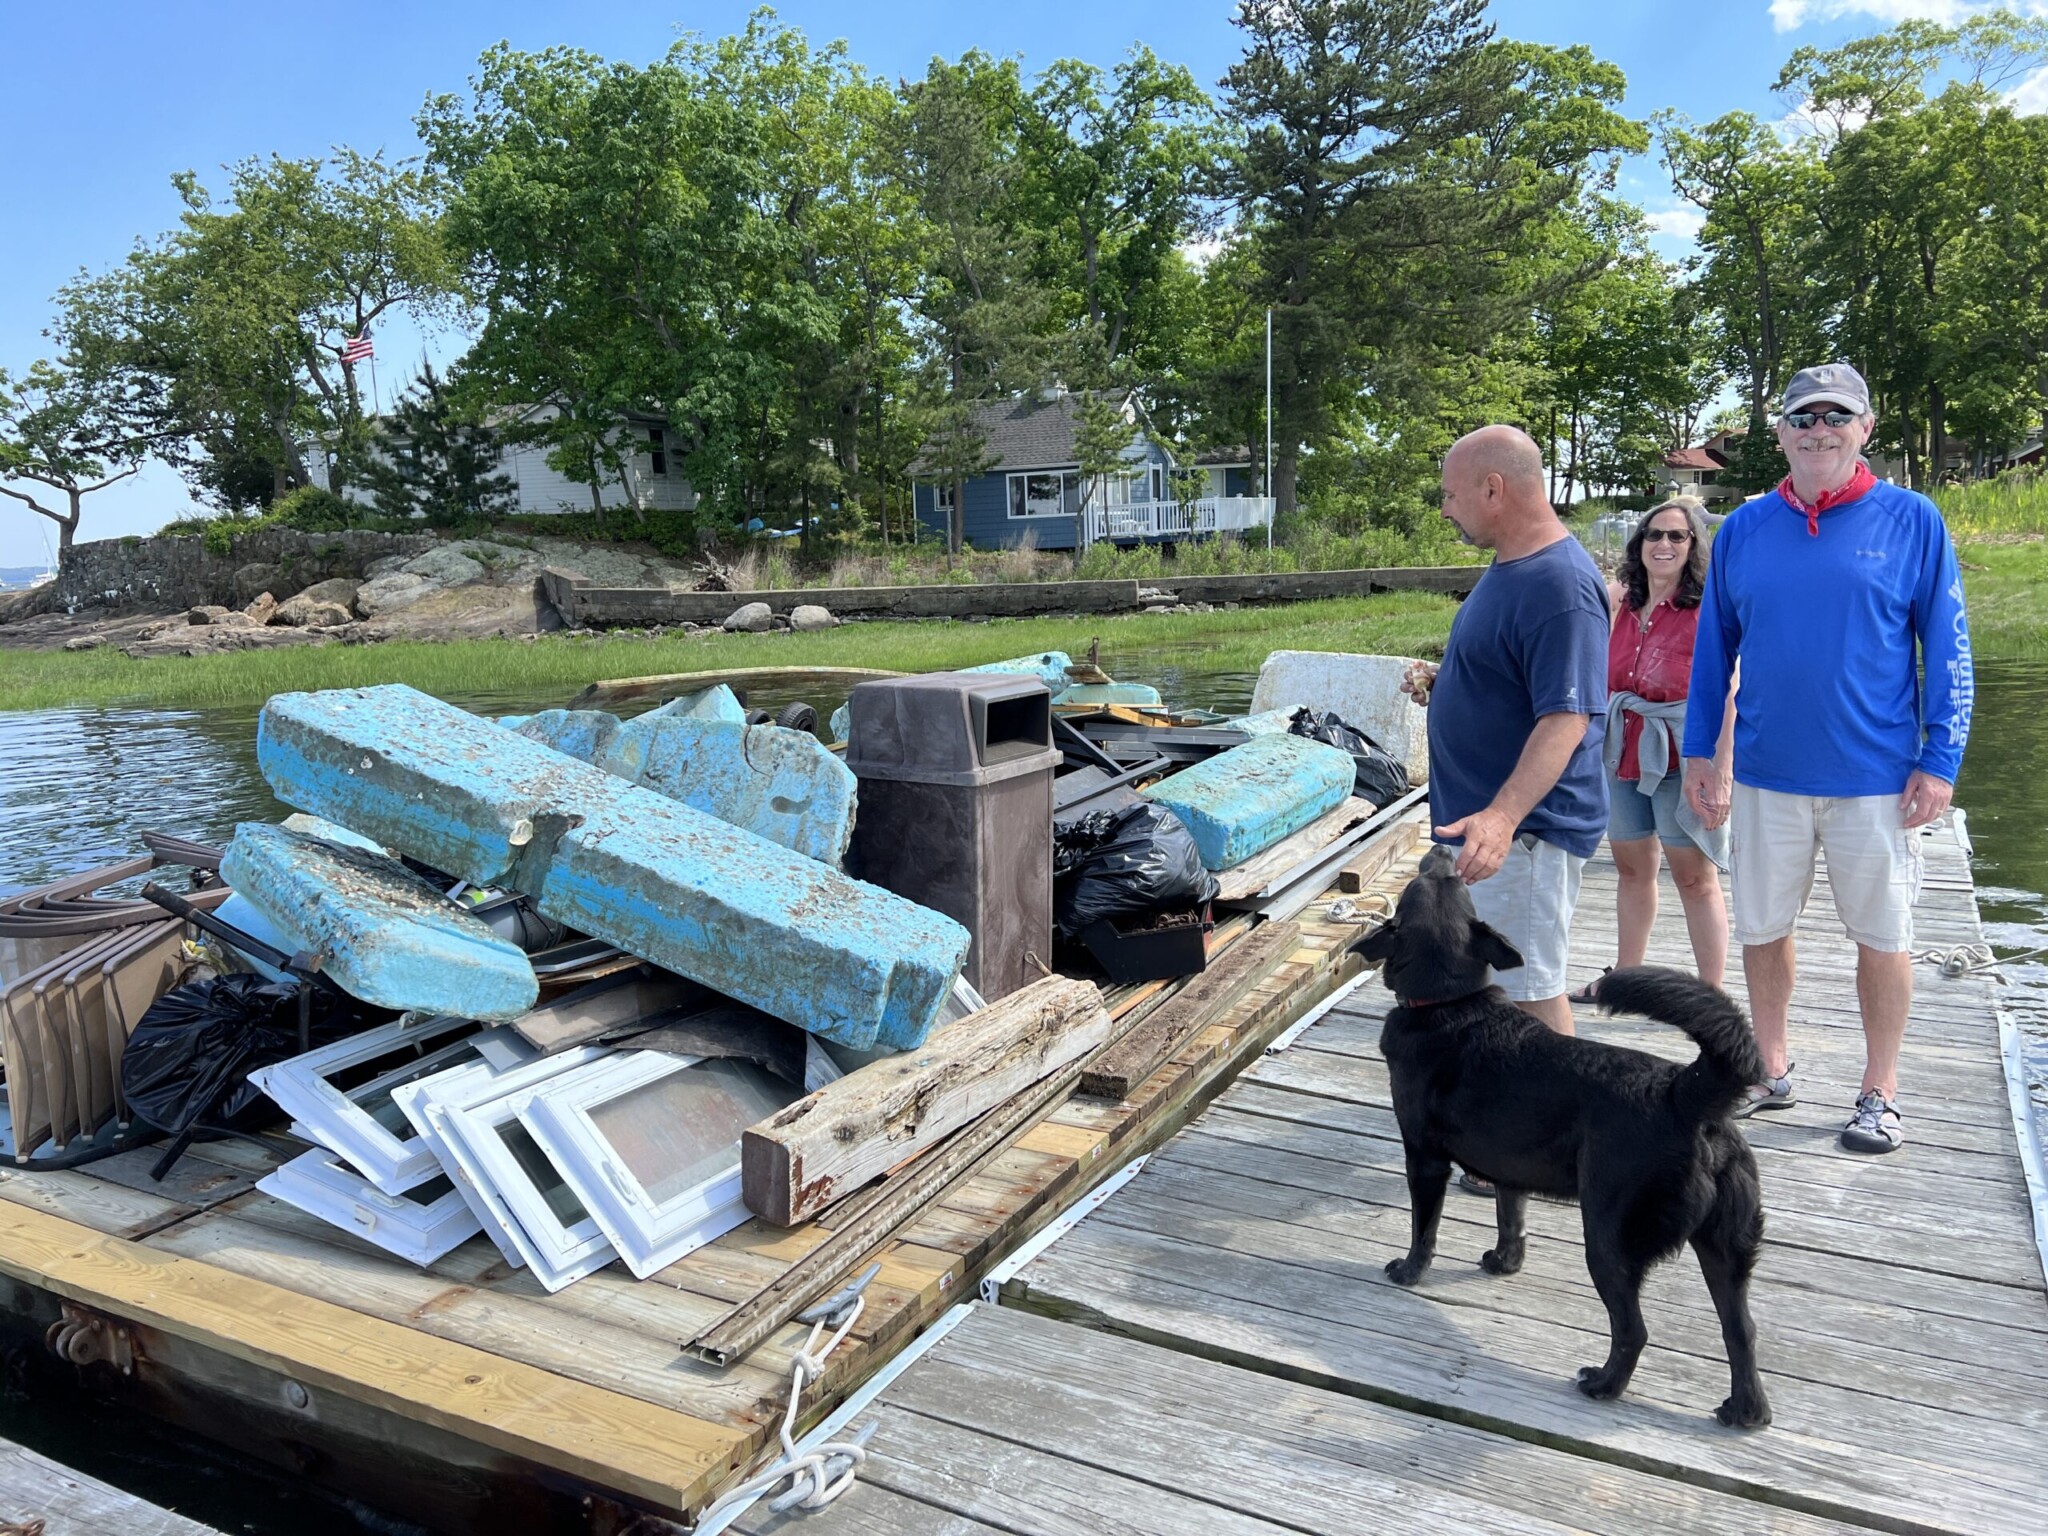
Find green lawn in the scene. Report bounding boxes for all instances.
[0,592,1463,713]
[6,535,2037,714]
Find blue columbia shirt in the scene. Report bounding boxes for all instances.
[1427,536,1612,859]
[1682,480,1973,793]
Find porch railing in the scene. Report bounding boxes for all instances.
[1079,496,1275,542]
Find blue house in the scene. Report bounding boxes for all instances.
[912,392,1271,551]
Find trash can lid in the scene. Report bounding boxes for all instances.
[844,672,1062,786]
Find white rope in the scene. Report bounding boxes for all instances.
[1326,893,1395,925]
[696,1297,873,1523]
[1914,943,2048,979]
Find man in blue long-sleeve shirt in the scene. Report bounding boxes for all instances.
[1682,363,1973,1155]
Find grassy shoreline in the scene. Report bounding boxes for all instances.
[6,537,2041,714]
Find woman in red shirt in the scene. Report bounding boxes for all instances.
[1571,497,1736,1002]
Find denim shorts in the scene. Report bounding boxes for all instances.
[1606,766,1701,852]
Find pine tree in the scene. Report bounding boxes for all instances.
[366,365,515,526]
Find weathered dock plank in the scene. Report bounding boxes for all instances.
[0,1433,220,1536]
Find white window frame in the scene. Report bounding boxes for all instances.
[1007,468,1079,519]
[259,1147,480,1267]
[429,1053,622,1292]
[929,482,955,513]
[247,1013,488,1195]
[390,1044,607,1273]
[521,1049,795,1280]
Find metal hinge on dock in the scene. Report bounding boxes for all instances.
[45,1301,136,1375]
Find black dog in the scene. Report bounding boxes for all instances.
[1351,844,1770,1428]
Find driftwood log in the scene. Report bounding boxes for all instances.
[740,976,1111,1227]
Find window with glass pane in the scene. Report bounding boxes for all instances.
[497,1120,591,1227]
[587,1058,788,1207]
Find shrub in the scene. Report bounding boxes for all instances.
[269,486,362,532]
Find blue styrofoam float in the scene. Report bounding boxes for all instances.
[1140,732,1356,870]
[964,652,1073,691]
[1226,707,1301,738]
[1052,682,1162,708]
[636,685,748,726]
[255,685,968,1049]
[599,717,856,866]
[511,709,623,767]
[221,822,539,1021]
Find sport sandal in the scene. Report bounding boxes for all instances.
[1841,1090,1903,1154]
[1734,1064,1796,1118]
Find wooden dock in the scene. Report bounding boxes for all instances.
[747,818,2048,1536]
[0,1432,219,1536]
[0,813,1424,1531]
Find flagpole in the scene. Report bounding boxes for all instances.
[1264,307,1273,554]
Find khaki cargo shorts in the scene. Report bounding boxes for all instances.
[1466,833,1586,1001]
[1729,783,1923,952]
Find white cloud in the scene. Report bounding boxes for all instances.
[1644,207,1707,241]
[1770,0,1971,31]
[1177,236,1228,269]
[2011,62,2048,114]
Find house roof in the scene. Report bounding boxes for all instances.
[1664,447,1724,472]
[914,391,1146,476]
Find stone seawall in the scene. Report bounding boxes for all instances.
[46,527,442,613]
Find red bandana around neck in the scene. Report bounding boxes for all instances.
[1777,461,1877,536]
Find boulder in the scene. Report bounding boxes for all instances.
[363,555,411,579]
[210,610,262,629]
[790,604,838,632]
[722,601,773,633]
[294,576,362,610]
[188,605,230,626]
[354,572,437,617]
[62,635,105,652]
[244,592,278,626]
[400,546,487,587]
[275,596,354,628]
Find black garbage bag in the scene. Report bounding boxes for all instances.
[1288,707,1410,808]
[121,974,360,1150]
[1054,802,1219,936]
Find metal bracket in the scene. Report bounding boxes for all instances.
[46,1301,136,1375]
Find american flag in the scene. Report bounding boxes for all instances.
[342,331,374,364]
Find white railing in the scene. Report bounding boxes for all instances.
[1079,496,1275,542]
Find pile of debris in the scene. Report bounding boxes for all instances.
[2,647,1429,1304]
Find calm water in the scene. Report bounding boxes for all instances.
[0,653,2043,1532]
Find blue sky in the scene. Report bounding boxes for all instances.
[3,0,2038,564]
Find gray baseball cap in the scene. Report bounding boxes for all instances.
[1782,362,1871,417]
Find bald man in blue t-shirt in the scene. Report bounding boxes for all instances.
[1403,426,1612,1041]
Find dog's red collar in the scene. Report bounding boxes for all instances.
[1394,988,1491,1010]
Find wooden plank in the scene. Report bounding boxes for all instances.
[1211,798,1374,902]
[568,666,908,712]
[1337,814,1424,894]
[0,1199,752,1514]
[1078,920,1302,1100]
[0,1434,220,1536]
[743,978,1111,1226]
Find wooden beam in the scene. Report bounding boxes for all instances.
[0,1201,749,1514]
[567,666,907,712]
[742,978,1112,1227]
[1077,920,1303,1102]
[1337,816,1423,895]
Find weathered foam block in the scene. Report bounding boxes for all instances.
[828,701,851,745]
[512,708,624,767]
[637,685,747,726]
[280,812,389,854]
[964,651,1073,691]
[213,892,293,984]
[1141,733,1357,870]
[256,685,968,1049]
[221,822,539,1021]
[1226,707,1299,738]
[1249,651,1430,783]
[1053,682,1162,708]
[598,717,856,866]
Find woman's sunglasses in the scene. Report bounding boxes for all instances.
[1784,409,1858,429]
[1641,528,1692,544]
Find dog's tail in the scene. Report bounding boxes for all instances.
[1594,966,1765,1123]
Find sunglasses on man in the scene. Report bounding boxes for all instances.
[1641,527,1692,544]
[1784,408,1859,429]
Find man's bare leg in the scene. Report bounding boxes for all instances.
[1517,995,1575,1036]
[1855,945,1912,1098]
[1744,937,1796,1079]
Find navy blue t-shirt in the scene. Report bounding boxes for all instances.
[1427,536,1611,858]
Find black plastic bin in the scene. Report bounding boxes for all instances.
[845,672,1061,1002]
[1080,904,1213,984]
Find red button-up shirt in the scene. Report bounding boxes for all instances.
[1608,597,1699,780]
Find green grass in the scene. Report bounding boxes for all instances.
[0,592,1462,714]
[1935,474,2048,539]
[1956,539,2048,661]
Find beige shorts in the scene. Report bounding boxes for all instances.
[1729,784,1923,951]
[1466,833,1586,1002]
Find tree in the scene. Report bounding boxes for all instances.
[1222,2,1642,511]
[0,361,148,552]
[1073,390,1138,541]
[363,364,516,525]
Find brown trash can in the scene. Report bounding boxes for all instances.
[844,673,1059,1003]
